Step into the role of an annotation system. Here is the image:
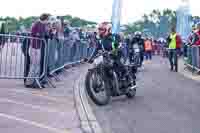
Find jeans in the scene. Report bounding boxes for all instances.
[183,44,188,57]
[169,49,178,71]
[21,39,31,84]
[69,44,77,62]
[140,51,144,66]
[128,50,134,64]
[26,48,41,85]
[191,47,197,68]
[145,51,152,60]
[87,47,94,58]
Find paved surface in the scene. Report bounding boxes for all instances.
[178,58,200,82]
[0,65,88,133]
[88,56,200,133]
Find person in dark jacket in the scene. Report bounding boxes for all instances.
[21,32,31,85]
[26,13,50,88]
[130,31,145,66]
[0,22,6,50]
[89,22,127,79]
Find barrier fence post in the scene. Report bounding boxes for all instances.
[198,46,200,70]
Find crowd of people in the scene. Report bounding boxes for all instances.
[24,15,174,88]
[183,22,200,71]
[23,14,100,88]
[1,13,199,88]
[0,13,98,88]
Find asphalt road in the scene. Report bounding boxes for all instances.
[0,65,89,133]
[88,56,200,133]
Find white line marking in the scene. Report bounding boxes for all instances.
[0,98,66,115]
[1,89,67,103]
[0,113,69,133]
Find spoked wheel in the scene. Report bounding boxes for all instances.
[85,70,111,106]
[120,56,127,64]
[119,50,127,64]
[126,81,136,98]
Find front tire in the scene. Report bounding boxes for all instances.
[126,81,136,98]
[85,70,111,106]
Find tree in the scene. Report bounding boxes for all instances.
[124,9,185,38]
[0,15,96,32]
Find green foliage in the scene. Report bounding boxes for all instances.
[124,8,186,38]
[0,14,96,32]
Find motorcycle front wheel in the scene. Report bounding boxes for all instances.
[126,81,136,98]
[85,69,111,106]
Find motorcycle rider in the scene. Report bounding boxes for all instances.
[88,22,130,80]
[130,31,145,66]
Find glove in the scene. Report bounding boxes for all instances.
[82,58,88,62]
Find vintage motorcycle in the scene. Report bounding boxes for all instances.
[129,42,141,71]
[85,49,137,106]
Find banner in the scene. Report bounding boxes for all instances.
[111,0,122,34]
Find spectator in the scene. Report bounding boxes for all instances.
[21,32,31,86]
[69,30,80,62]
[79,29,84,40]
[152,40,156,55]
[167,26,182,72]
[63,20,70,38]
[144,37,153,60]
[157,39,161,55]
[26,13,50,88]
[47,20,58,76]
[162,39,168,58]
[191,22,200,46]
[87,32,97,57]
[187,25,196,45]
[0,22,6,50]
[55,18,65,73]
[190,23,200,68]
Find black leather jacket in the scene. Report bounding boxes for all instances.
[130,37,145,52]
[89,34,120,61]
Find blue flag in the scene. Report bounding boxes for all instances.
[111,0,122,34]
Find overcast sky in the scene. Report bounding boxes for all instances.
[0,0,199,24]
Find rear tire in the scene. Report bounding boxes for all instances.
[85,70,111,106]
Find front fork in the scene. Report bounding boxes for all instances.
[106,69,121,96]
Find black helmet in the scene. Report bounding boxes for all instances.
[134,31,142,38]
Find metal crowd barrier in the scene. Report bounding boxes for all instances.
[184,44,200,73]
[0,34,48,88]
[47,38,92,76]
[0,34,95,88]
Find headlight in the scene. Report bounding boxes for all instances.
[134,48,140,53]
[93,56,103,66]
